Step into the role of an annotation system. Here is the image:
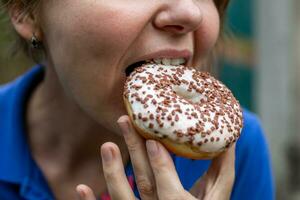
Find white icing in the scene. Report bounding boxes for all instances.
[125,64,243,153]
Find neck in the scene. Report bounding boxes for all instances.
[26,66,128,173]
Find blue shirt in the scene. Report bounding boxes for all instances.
[0,65,275,200]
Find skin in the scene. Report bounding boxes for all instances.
[9,0,235,199]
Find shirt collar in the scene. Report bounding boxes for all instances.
[0,65,44,184]
[0,65,137,199]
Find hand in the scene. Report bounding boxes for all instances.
[76,115,236,200]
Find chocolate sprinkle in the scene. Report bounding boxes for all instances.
[124,64,243,153]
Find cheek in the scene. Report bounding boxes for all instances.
[194,5,220,59]
[38,1,152,127]
[43,7,135,66]
[41,1,151,77]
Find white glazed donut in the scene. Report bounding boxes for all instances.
[123,63,243,159]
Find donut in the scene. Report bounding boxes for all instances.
[123,63,243,159]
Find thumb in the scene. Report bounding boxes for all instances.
[76,184,97,200]
[190,144,236,199]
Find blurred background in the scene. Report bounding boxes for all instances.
[1,0,300,199]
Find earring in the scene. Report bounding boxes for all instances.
[30,34,42,49]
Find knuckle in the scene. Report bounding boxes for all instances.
[151,158,169,171]
[104,168,120,182]
[136,177,156,195]
[126,139,143,152]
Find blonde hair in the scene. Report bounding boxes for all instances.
[1,0,230,63]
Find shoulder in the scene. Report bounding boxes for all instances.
[0,76,22,98]
[0,78,22,131]
[241,109,263,139]
[242,108,261,128]
[0,65,43,120]
[236,109,268,157]
[234,109,271,175]
[236,108,271,165]
[0,65,47,198]
[0,67,35,106]
[232,109,275,199]
[0,65,44,147]
[0,80,18,105]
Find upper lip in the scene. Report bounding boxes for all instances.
[127,49,192,67]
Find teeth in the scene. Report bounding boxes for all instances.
[153,58,186,66]
[162,58,171,65]
[171,58,185,65]
[153,58,162,64]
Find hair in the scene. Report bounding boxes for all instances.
[1,0,230,64]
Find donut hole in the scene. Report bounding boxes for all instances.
[173,86,207,103]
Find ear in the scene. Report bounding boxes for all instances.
[8,5,42,41]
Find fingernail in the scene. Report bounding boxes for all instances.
[101,147,113,162]
[118,118,130,136]
[146,140,159,157]
[76,185,86,198]
[79,190,85,199]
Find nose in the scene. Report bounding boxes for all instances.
[153,0,203,34]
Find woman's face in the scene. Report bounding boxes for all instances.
[38,0,220,133]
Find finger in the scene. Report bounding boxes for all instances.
[76,184,96,200]
[210,143,236,176]
[118,116,158,200]
[101,142,136,200]
[190,144,236,199]
[146,140,186,199]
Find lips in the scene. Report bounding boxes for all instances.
[125,49,192,76]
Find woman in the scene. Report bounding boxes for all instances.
[0,0,274,199]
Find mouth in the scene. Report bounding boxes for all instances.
[125,57,187,76]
